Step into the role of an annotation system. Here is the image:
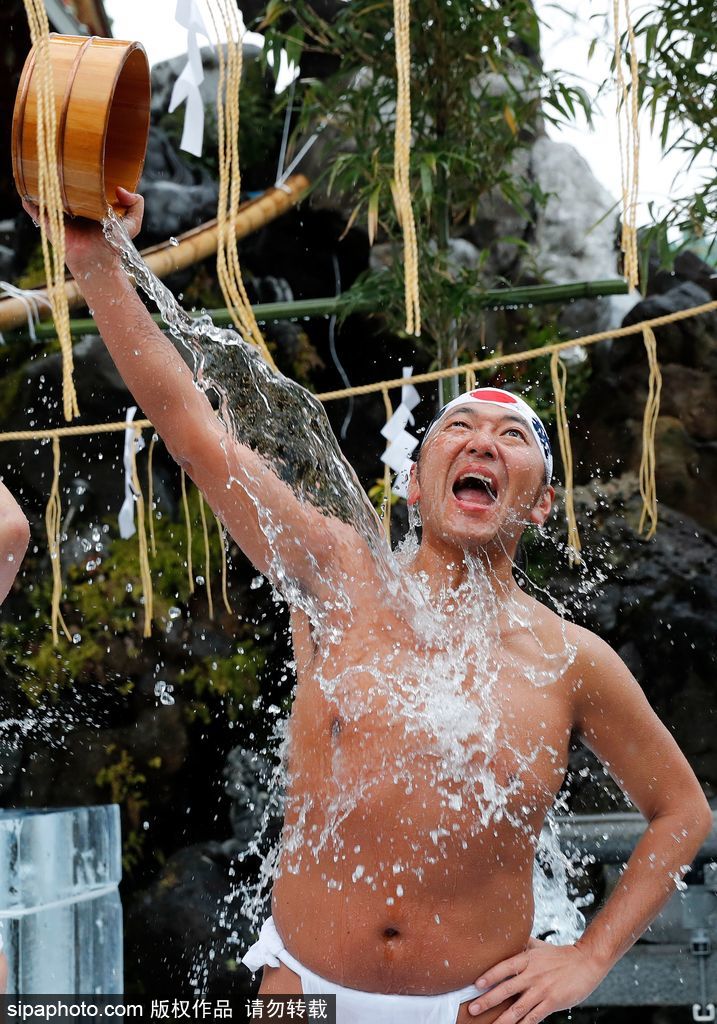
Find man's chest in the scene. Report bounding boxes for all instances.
[288,611,575,820]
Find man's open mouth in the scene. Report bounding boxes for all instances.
[452,472,498,507]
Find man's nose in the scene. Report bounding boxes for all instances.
[465,430,497,459]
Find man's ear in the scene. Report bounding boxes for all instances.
[406,460,420,506]
[528,484,554,527]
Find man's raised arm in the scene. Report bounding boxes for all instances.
[25,190,384,607]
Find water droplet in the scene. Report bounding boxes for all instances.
[154,680,175,706]
[169,237,179,247]
[168,606,182,620]
[195,575,205,586]
[72,633,81,644]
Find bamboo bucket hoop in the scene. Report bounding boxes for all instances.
[12,34,151,222]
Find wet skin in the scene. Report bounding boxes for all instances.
[254,405,710,1018]
[39,193,711,1020]
[261,595,579,1024]
[260,406,573,1018]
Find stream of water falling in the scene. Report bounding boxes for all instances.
[102,211,591,957]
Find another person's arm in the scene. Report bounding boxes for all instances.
[0,479,30,604]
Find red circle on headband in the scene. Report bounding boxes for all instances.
[469,388,519,404]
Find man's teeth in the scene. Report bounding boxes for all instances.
[456,475,497,500]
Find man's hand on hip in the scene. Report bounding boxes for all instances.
[468,936,610,1023]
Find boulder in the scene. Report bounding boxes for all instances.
[125,840,258,996]
[137,128,219,247]
[543,475,717,801]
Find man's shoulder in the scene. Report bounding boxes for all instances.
[524,596,615,662]
[523,598,626,704]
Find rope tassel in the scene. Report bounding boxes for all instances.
[181,468,195,596]
[208,0,276,369]
[22,0,79,421]
[380,386,393,543]
[44,436,72,644]
[638,326,662,539]
[214,513,233,616]
[613,0,640,291]
[550,352,582,566]
[198,491,214,620]
[393,0,421,336]
[129,425,154,637]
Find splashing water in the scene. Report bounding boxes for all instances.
[102,210,587,970]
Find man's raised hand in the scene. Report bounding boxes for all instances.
[21,186,145,274]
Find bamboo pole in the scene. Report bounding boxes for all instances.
[7,278,630,342]
[0,174,309,335]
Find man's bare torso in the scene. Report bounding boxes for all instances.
[264,576,580,1014]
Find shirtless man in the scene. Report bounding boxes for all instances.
[24,189,713,1023]
[0,476,31,992]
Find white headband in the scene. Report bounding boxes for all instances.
[420,387,553,482]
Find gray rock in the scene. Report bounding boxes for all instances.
[224,746,283,847]
[0,243,15,280]
[529,136,635,336]
[623,281,717,370]
[125,841,257,996]
[540,475,717,800]
[0,743,23,798]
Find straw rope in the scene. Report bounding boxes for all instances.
[0,300,711,436]
[198,490,214,620]
[392,0,421,336]
[549,353,581,565]
[214,513,233,616]
[129,424,153,637]
[22,0,79,421]
[380,386,394,543]
[31,429,233,644]
[313,297,717,401]
[147,433,158,557]
[395,0,422,335]
[207,0,276,369]
[180,468,195,596]
[1,296,714,624]
[44,436,72,644]
[613,0,641,290]
[638,326,662,539]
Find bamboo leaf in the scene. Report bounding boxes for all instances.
[367,185,381,246]
[259,0,287,30]
[503,105,518,136]
[420,161,434,212]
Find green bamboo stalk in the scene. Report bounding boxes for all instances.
[6,279,629,343]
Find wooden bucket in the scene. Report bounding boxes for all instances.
[12,35,151,222]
